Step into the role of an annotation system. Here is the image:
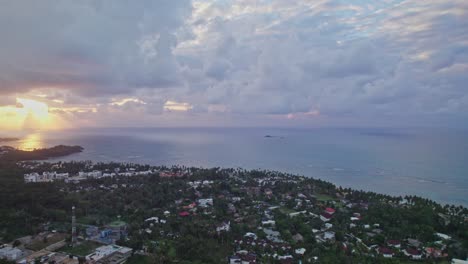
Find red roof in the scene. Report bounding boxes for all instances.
[405,248,421,255]
[387,240,401,245]
[325,207,336,214]
[379,247,393,255]
[179,211,190,217]
[321,212,333,219]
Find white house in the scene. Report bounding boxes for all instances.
[435,233,451,240]
[262,220,275,226]
[452,259,468,264]
[24,173,39,183]
[295,248,306,255]
[216,221,231,232]
[197,198,214,208]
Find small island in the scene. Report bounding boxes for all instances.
[265,135,285,139]
[0,145,83,161]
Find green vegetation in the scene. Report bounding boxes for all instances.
[26,233,67,251]
[0,159,467,263]
[59,241,101,256]
[316,193,336,202]
[126,255,154,264]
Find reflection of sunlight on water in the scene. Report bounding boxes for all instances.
[18,133,44,151]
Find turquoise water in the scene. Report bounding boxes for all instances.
[7,127,468,206]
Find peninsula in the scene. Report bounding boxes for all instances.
[0,145,83,161]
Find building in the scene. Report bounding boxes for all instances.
[452,259,468,264]
[0,245,25,261]
[24,173,38,183]
[216,221,231,232]
[320,212,333,222]
[404,248,422,259]
[295,248,306,255]
[378,247,394,258]
[86,245,132,263]
[387,240,401,248]
[197,198,214,208]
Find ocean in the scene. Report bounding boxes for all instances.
[6,127,468,206]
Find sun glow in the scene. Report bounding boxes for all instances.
[17,98,49,119]
[0,98,64,131]
[18,133,45,151]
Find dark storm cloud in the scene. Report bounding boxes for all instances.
[0,0,191,96]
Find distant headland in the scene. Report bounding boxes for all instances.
[0,145,83,161]
[0,137,20,142]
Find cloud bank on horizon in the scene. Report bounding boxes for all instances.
[0,0,467,129]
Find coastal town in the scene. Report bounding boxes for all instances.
[0,160,467,263]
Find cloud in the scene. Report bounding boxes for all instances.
[1,0,468,128]
[0,0,191,96]
[164,100,193,112]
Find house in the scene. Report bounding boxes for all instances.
[324,231,335,240]
[183,202,197,210]
[264,229,282,243]
[179,211,190,217]
[0,246,25,261]
[241,253,257,263]
[324,207,336,214]
[407,238,422,248]
[292,233,304,243]
[264,188,273,196]
[262,220,276,226]
[277,255,293,263]
[145,217,159,223]
[229,255,242,264]
[316,231,335,243]
[295,248,306,255]
[289,211,307,218]
[197,198,214,208]
[378,247,394,258]
[320,212,333,222]
[86,245,132,263]
[216,221,230,232]
[244,232,258,240]
[404,248,422,259]
[24,173,39,183]
[387,240,401,248]
[452,259,468,264]
[435,232,451,240]
[425,247,446,258]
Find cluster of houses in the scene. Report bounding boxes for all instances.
[24,171,70,183]
[11,164,468,263]
[23,168,173,183]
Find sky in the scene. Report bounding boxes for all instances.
[0,0,467,130]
